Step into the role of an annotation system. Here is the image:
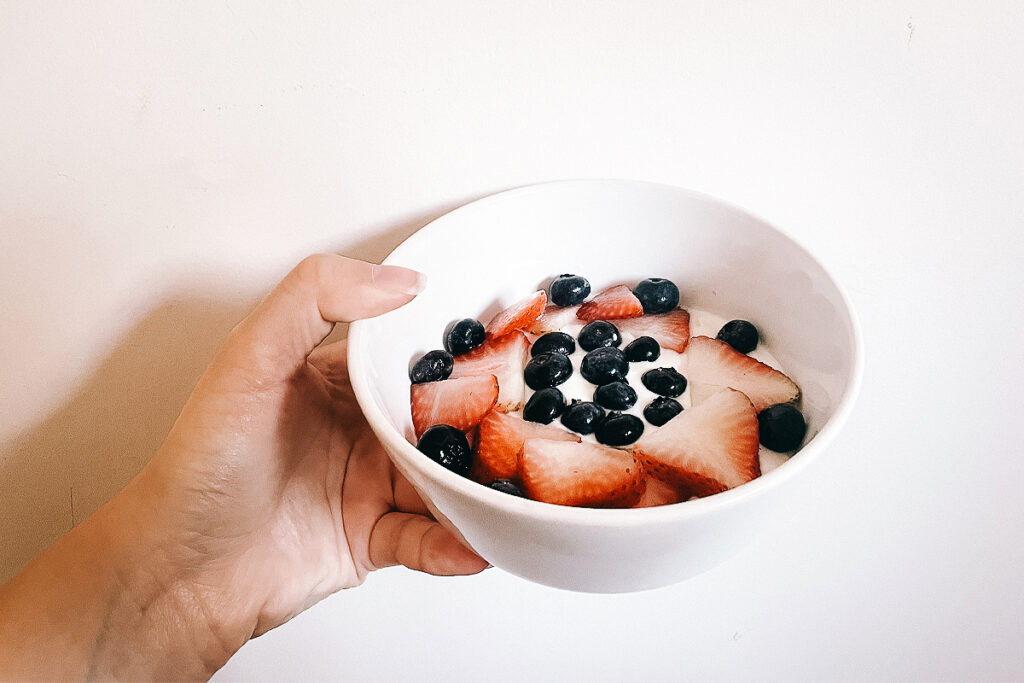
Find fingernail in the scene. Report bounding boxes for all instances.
[371,264,427,295]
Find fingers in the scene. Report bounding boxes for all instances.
[368,512,488,576]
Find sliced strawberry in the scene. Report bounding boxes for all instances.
[520,439,646,508]
[410,374,498,438]
[485,290,547,338]
[633,387,760,498]
[615,309,691,352]
[632,474,687,508]
[526,305,581,335]
[472,411,580,484]
[450,331,529,411]
[680,336,800,411]
[576,285,644,321]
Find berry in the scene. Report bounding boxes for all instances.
[578,320,621,351]
[595,412,645,447]
[410,374,498,438]
[594,381,637,410]
[577,285,644,321]
[416,425,473,476]
[615,309,691,353]
[549,274,591,306]
[641,367,688,397]
[531,331,576,357]
[489,479,523,497]
[445,318,485,356]
[409,350,454,384]
[451,332,530,411]
[520,438,645,508]
[633,278,679,314]
[580,347,628,385]
[474,410,580,483]
[643,397,683,426]
[683,336,800,412]
[634,388,760,498]
[484,290,547,338]
[716,320,759,354]
[757,403,807,452]
[623,336,660,362]
[523,352,573,390]
[560,400,606,435]
[523,387,566,424]
[527,305,581,335]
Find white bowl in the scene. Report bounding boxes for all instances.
[348,180,863,593]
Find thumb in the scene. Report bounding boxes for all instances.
[224,253,426,378]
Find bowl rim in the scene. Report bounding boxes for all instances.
[348,178,864,528]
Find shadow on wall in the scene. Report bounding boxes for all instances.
[0,198,476,584]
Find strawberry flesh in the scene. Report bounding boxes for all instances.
[615,309,691,352]
[520,438,646,508]
[526,305,581,335]
[473,410,580,484]
[410,374,498,439]
[485,290,547,338]
[576,285,644,321]
[681,336,800,412]
[451,331,530,411]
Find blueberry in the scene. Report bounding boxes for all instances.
[416,424,472,475]
[409,350,454,384]
[757,403,807,452]
[560,400,606,435]
[580,347,629,385]
[633,278,679,314]
[717,320,759,354]
[524,352,573,390]
[594,381,637,410]
[641,367,688,397]
[550,273,591,306]
[643,397,683,426]
[578,320,621,351]
[489,479,523,497]
[624,335,661,362]
[445,318,485,356]
[595,412,645,447]
[531,331,576,357]
[524,387,566,424]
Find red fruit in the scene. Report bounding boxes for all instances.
[520,439,646,508]
[576,285,644,321]
[633,387,760,498]
[410,374,498,439]
[451,331,530,410]
[473,411,581,484]
[681,336,800,411]
[632,475,687,508]
[485,290,547,338]
[616,309,692,352]
[526,305,581,335]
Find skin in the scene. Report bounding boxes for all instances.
[0,254,488,681]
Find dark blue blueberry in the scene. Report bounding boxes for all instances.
[416,424,472,475]
[489,479,523,497]
[531,331,576,357]
[757,403,807,452]
[595,412,645,447]
[578,320,621,351]
[641,367,688,397]
[633,278,679,314]
[560,400,606,435]
[643,397,683,426]
[523,352,573,390]
[444,318,485,356]
[717,319,759,354]
[624,335,661,362]
[594,381,637,410]
[549,273,591,306]
[409,350,454,384]
[580,347,628,385]
[523,387,566,424]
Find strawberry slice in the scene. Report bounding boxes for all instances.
[450,331,529,411]
[633,387,760,499]
[615,309,691,352]
[472,411,580,484]
[520,439,646,508]
[576,284,644,322]
[410,374,498,439]
[485,290,547,338]
[680,336,800,411]
[526,305,581,335]
[632,474,687,508]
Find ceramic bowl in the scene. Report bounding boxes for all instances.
[348,180,862,593]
